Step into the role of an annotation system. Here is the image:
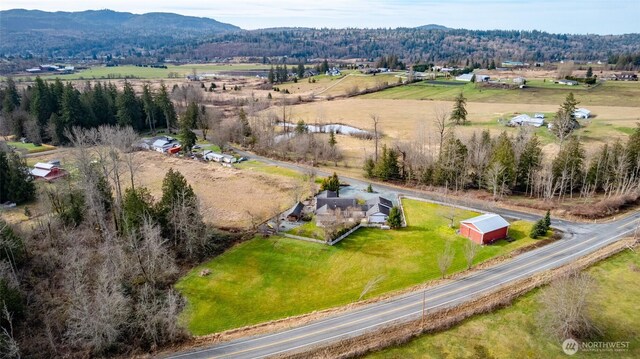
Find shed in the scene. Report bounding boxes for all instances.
[460,213,510,244]
[509,114,544,127]
[573,108,591,119]
[286,202,304,222]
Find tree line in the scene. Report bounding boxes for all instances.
[0,77,177,145]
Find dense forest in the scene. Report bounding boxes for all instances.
[0,77,178,146]
[185,28,640,66]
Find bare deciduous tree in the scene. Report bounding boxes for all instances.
[538,272,600,341]
[371,114,380,161]
[437,241,455,279]
[434,105,449,159]
[463,240,480,269]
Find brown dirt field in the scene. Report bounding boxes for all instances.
[19,149,303,230]
[133,151,302,229]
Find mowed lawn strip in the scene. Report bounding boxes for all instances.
[367,249,640,359]
[176,199,542,335]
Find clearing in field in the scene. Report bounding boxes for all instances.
[367,249,640,359]
[175,199,546,335]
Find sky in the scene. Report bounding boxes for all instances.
[1,0,639,35]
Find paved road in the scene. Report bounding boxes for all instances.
[166,151,639,359]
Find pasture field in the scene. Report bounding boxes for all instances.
[361,80,640,107]
[26,63,272,80]
[279,72,401,97]
[175,199,544,335]
[368,249,640,359]
[6,141,56,154]
[287,98,639,165]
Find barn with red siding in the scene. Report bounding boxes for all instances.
[459,214,510,245]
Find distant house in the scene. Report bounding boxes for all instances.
[326,67,341,76]
[31,162,68,181]
[303,69,319,78]
[513,77,526,85]
[556,79,578,86]
[152,137,180,152]
[509,114,544,127]
[286,202,305,222]
[573,108,591,119]
[613,72,638,81]
[455,73,474,82]
[460,214,510,244]
[534,113,545,119]
[501,61,526,67]
[203,151,235,163]
[475,74,490,82]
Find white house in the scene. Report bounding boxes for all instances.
[152,137,179,152]
[573,108,591,119]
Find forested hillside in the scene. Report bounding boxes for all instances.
[189,28,640,65]
[0,9,240,58]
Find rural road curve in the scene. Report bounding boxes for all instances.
[165,150,640,359]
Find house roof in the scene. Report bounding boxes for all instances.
[317,190,339,198]
[460,214,510,234]
[510,114,544,126]
[316,198,358,212]
[34,162,56,170]
[152,139,170,148]
[366,203,391,217]
[455,73,474,81]
[31,168,52,177]
[287,202,304,217]
[366,196,393,209]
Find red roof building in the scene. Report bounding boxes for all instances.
[460,214,510,245]
[31,162,68,181]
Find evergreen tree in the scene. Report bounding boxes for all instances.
[156,83,177,130]
[295,120,308,134]
[321,59,330,73]
[141,84,158,133]
[544,210,551,229]
[363,157,376,178]
[374,145,401,181]
[60,83,84,133]
[530,219,547,239]
[328,130,337,147]
[552,135,585,195]
[387,206,403,229]
[450,92,468,125]
[183,101,199,128]
[268,66,275,84]
[320,172,341,195]
[179,114,197,153]
[2,77,20,114]
[122,186,156,232]
[29,77,51,137]
[159,168,196,211]
[626,124,640,178]
[116,81,143,130]
[586,67,593,78]
[516,134,542,193]
[297,62,305,78]
[1,150,35,204]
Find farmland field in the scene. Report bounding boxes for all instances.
[26,63,272,80]
[361,80,640,107]
[176,199,546,335]
[368,249,640,359]
[279,72,401,97]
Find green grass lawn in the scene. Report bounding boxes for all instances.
[367,249,640,359]
[361,80,640,107]
[235,160,304,179]
[287,217,325,239]
[19,63,272,80]
[175,199,543,335]
[6,141,56,153]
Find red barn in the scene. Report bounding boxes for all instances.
[31,162,68,181]
[460,214,510,244]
